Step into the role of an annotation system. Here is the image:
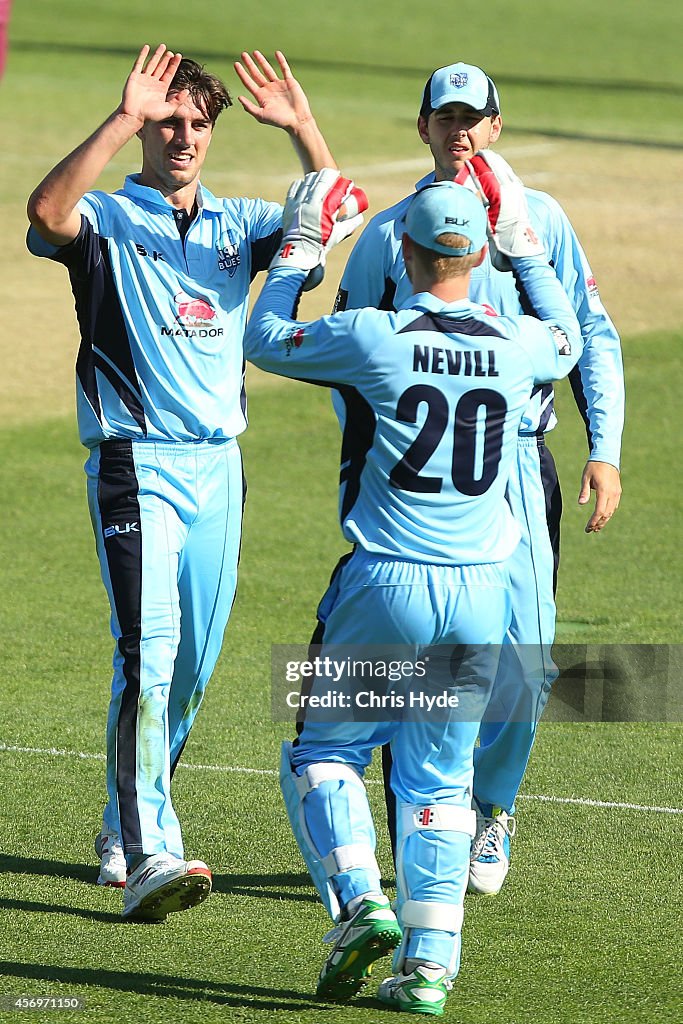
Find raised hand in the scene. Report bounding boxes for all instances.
[465,151,545,270]
[234,50,313,132]
[270,169,368,279]
[119,44,184,128]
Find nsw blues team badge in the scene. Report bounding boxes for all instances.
[216,231,241,277]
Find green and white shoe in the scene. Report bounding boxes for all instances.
[316,895,402,1001]
[377,964,452,1016]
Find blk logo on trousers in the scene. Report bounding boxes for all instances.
[104,522,140,539]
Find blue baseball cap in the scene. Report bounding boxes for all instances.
[420,62,501,119]
[404,181,488,256]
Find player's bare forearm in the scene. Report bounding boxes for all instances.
[28,44,182,246]
[27,112,143,244]
[288,117,337,173]
[578,459,621,533]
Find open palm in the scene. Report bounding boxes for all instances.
[120,44,184,126]
[235,50,312,130]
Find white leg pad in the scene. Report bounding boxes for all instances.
[322,843,380,877]
[280,741,374,920]
[394,899,464,976]
[402,803,476,838]
[394,800,471,975]
[294,759,367,798]
[401,899,464,933]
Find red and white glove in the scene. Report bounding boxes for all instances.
[269,168,368,287]
[463,150,544,271]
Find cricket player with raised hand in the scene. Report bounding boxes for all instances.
[243,161,583,1012]
[333,62,625,895]
[26,43,357,921]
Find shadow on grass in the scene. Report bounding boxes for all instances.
[0,855,320,903]
[0,855,396,912]
[0,897,121,923]
[0,854,98,885]
[214,871,318,902]
[0,961,323,1011]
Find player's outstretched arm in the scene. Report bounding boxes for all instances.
[234,50,337,173]
[466,151,581,367]
[27,44,182,245]
[245,169,368,375]
[474,151,624,533]
[578,460,622,533]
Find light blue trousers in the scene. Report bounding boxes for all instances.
[86,437,243,858]
[473,436,560,812]
[290,550,510,974]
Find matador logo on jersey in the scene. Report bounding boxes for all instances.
[284,328,305,356]
[161,292,224,338]
[216,231,241,277]
[174,291,216,325]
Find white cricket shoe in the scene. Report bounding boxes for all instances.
[122,853,212,922]
[94,829,126,888]
[468,800,517,896]
[378,963,453,1016]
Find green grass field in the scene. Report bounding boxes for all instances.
[1,2,682,1022]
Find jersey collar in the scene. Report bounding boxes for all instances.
[121,175,224,214]
[407,290,480,317]
[415,170,436,190]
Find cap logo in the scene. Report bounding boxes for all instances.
[445,216,469,226]
[449,72,469,88]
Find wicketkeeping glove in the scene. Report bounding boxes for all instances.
[464,150,544,271]
[269,168,368,287]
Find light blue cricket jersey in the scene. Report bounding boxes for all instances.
[336,173,624,467]
[27,175,283,447]
[245,259,583,565]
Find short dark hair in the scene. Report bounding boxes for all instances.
[169,59,232,124]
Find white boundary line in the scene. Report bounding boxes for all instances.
[2,143,557,178]
[1,742,681,816]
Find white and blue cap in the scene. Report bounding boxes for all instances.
[420,62,501,119]
[404,181,488,256]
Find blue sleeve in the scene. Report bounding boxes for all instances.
[236,197,283,276]
[528,190,624,467]
[507,255,583,381]
[336,211,402,312]
[26,191,108,265]
[26,193,110,277]
[245,267,372,384]
[509,314,582,386]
